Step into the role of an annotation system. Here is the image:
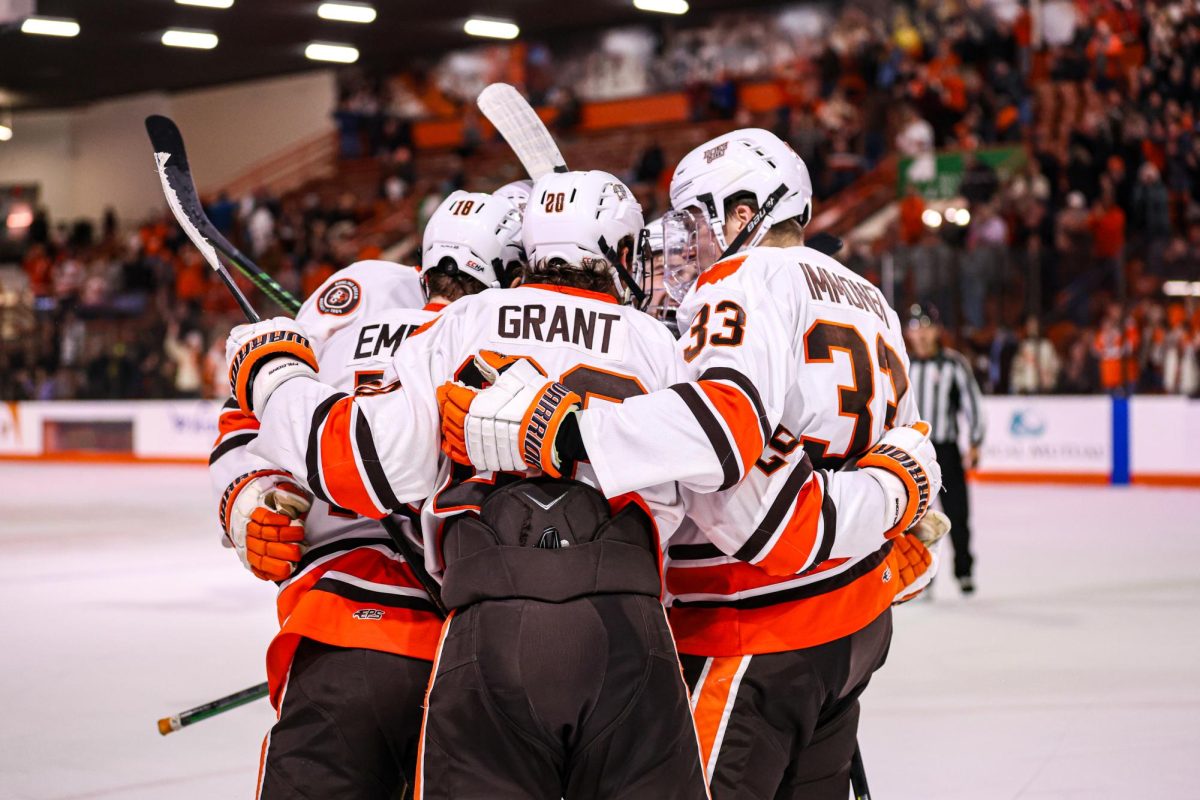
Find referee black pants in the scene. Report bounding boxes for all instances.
[934,442,974,579]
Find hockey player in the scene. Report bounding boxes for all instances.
[211,189,523,799]
[222,169,715,798]
[440,129,941,798]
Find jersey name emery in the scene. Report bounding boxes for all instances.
[496,304,624,356]
[354,322,419,360]
[800,261,888,326]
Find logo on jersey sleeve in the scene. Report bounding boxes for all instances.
[317,278,362,316]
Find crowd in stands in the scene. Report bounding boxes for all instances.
[0,187,412,402]
[3,0,1199,400]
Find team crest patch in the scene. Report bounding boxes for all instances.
[317,278,361,316]
[703,143,728,163]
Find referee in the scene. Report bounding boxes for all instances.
[905,306,985,595]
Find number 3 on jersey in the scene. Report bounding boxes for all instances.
[795,320,910,469]
[683,300,747,361]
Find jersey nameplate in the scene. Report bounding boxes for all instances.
[493,303,626,359]
[354,322,419,360]
[799,262,889,326]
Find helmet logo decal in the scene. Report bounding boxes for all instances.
[317,278,362,316]
[703,142,729,163]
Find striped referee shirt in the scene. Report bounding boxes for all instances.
[909,348,986,446]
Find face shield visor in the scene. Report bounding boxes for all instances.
[662,206,722,303]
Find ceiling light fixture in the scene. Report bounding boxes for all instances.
[633,0,689,14]
[318,3,376,23]
[175,0,234,8]
[162,29,219,49]
[464,18,519,39]
[20,16,81,37]
[305,42,360,63]
[0,124,12,142]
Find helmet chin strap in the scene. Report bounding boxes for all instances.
[718,183,789,260]
[598,236,648,308]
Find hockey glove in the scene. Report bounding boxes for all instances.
[219,470,313,582]
[858,421,942,538]
[226,317,319,414]
[888,531,939,605]
[438,350,542,465]
[439,352,581,477]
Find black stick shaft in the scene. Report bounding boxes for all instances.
[158,681,269,735]
[850,742,871,800]
[146,115,447,618]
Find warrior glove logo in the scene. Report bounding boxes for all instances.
[317,278,362,316]
[703,142,729,163]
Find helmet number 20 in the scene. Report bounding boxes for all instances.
[543,192,567,213]
[683,300,746,362]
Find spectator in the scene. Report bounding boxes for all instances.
[1011,316,1061,394]
[1088,185,1127,297]
[1131,163,1172,275]
[163,321,204,399]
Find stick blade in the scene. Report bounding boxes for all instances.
[477,83,567,180]
[145,115,189,171]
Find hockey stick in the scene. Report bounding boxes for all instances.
[145,116,448,619]
[146,115,302,316]
[477,83,568,179]
[850,742,871,799]
[157,681,269,735]
[476,84,648,307]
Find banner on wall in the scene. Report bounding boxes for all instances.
[977,396,1111,475]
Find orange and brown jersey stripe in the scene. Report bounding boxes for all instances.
[667,544,896,656]
[732,455,838,577]
[211,397,261,464]
[670,367,770,491]
[304,393,400,520]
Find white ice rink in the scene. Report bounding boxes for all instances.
[2,463,1198,800]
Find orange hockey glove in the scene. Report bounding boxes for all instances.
[219,470,312,582]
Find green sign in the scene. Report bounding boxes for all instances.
[897,146,1026,200]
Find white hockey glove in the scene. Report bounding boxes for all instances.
[438,351,581,477]
[219,470,312,582]
[225,317,318,414]
[859,421,942,538]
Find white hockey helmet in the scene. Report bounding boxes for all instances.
[422,190,524,291]
[663,128,813,300]
[523,170,652,308]
[494,179,533,215]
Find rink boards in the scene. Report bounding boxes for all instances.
[1,395,1198,485]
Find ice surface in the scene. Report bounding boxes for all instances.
[1,464,1197,799]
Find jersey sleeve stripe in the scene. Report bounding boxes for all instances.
[696,380,765,481]
[305,392,346,507]
[733,455,815,563]
[209,431,257,465]
[353,408,402,512]
[319,397,386,519]
[753,477,823,577]
[698,366,772,444]
[807,476,838,569]
[669,383,741,491]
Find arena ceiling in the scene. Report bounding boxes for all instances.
[0,0,791,110]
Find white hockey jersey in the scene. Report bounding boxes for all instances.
[578,246,921,655]
[208,261,444,704]
[251,283,693,575]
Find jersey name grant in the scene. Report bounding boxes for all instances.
[493,302,627,359]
